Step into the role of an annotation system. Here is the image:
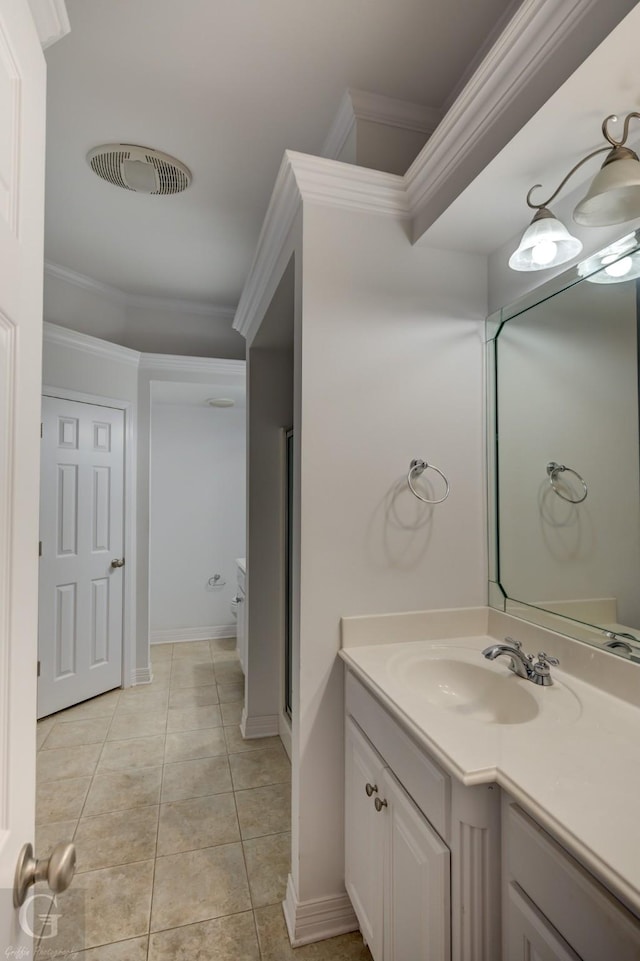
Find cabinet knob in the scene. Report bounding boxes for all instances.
[374,797,388,812]
[365,783,378,797]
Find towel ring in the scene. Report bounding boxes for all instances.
[407,459,450,504]
[546,462,588,504]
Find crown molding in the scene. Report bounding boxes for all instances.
[233,151,409,340]
[139,354,246,378]
[322,89,441,160]
[233,154,301,340]
[27,0,70,49]
[44,261,235,321]
[405,0,622,240]
[43,322,141,367]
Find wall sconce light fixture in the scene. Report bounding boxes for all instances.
[509,112,640,272]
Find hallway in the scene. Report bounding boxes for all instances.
[35,640,371,959]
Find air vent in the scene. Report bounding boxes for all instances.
[87,144,192,195]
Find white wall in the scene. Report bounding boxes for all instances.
[291,203,487,906]
[149,400,245,639]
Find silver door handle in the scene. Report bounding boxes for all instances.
[111,558,125,568]
[14,841,76,907]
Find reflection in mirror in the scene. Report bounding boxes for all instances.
[488,230,640,661]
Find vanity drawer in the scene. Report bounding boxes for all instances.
[504,800,640,961]
[345,670,450,841]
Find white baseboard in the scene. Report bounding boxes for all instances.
[131,666,152,685]
[240,708,280,739]
[282,875,359,947]
[279,712,292,761]
[150,624,236,644]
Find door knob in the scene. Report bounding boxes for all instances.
[110,558,125,568]
[14,841,76,908]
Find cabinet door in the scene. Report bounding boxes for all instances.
[345,718,385,960]
[505,882,581,961]
[382,768,450,961]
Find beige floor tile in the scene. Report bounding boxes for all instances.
[37,743,102,782]
[221,701,244,726]
[230,745,291,791]
[148,911,259,961]
[151,643,173,661]
[36,819,78,858]
[243,832,290,908]
[170,661,216,690]
[107,712,167,741]
[36,776,91,824]
[84,767,162,816]
[150,843,251,931]
[235,783,291,839]
[97,734,165,773]
[157,792,239,855]
[67,859,154,948]
[164,727,228,763]
[166,704,222,733]
[161,755,232,802]
[213,658,244,683]
[172,641,212,660]
[209,636,236,654]
[255,904,373,960]
[216,680,245,703]
[151,661,172,681]
[52,690,121,723]
[37,717,55,750]
[74,805,159,872]
[116,686,169,710]
[168,685,219,708]
[41,717,111,750]
[63,936,149,961]
[224,727,281,756]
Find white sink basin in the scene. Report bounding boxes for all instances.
[387,647,581,726]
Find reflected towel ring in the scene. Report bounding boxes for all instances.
[407,459,450,504]
[546,461,588,504]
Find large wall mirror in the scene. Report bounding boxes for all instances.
[488,229,640,661]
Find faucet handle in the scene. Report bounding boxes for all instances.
[536,652,559,667]
[505,636,522,650]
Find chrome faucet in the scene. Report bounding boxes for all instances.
[481,636,559,686]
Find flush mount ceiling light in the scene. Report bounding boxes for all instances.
[87,144,192,195]
[509,112,640,272]
[577,233,640,284]
[206,398,235,408]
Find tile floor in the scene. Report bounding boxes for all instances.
[35,639,372,960]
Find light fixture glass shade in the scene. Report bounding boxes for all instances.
[573,154,640,226]
[508,210,583,272]
[577,233,640,284]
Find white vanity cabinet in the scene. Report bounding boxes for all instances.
[345,717,450,961]
[503,798,640,961]
[345,669,502,961]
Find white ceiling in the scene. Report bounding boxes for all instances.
[44,0,517,309]
[151,381,246,409]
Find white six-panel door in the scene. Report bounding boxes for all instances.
[38,396,125,718]
[0,0,46,949]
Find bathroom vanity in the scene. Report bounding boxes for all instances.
[340,610,640,961]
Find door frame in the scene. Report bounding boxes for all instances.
[41,385,137,688]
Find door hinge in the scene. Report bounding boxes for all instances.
[40,422,43,438]
[39,541,42,557]
[37,660,40,677]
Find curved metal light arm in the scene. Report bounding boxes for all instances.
[527,112,640,212]
[603,112,640,147]
[526,147,609,210]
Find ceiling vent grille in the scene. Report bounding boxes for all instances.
[87,144,192,195]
